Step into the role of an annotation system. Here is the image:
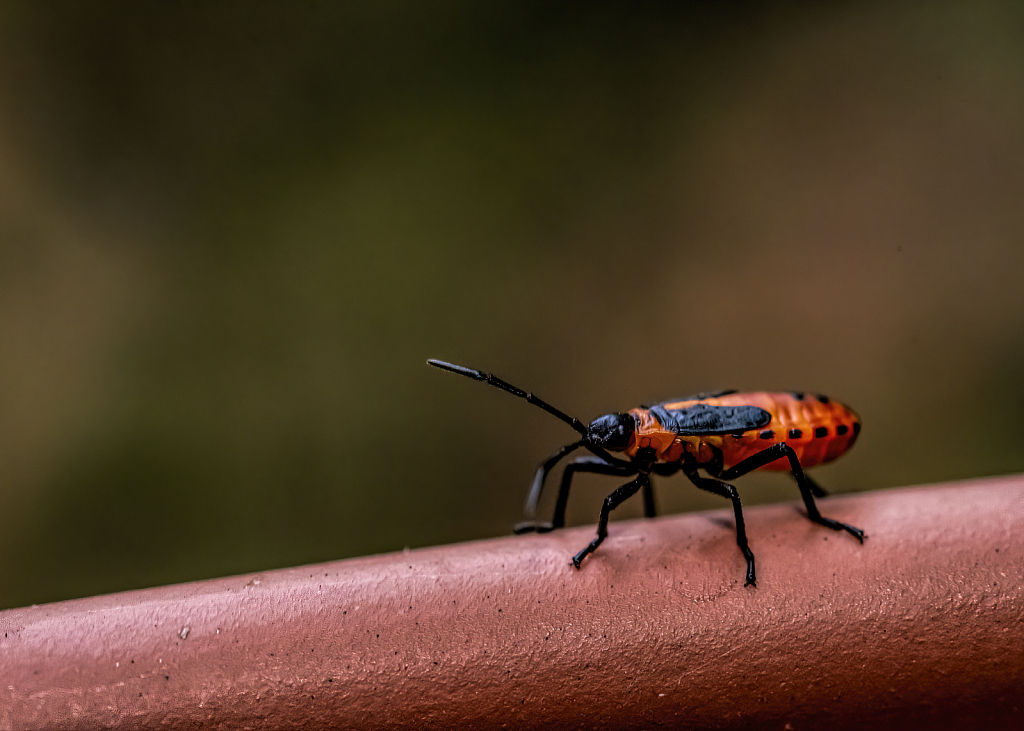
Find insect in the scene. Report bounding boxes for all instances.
[427,359,864,586]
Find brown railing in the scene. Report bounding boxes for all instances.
[2,475,1021,730]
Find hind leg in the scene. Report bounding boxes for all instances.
[719,444,863,541]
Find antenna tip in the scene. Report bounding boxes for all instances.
[426,359,486,380]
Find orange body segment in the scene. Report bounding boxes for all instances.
[624,392,860,470]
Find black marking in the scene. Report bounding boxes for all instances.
[836,424,849,436]
[788,429,803,439]
[817,394,830,404]
[814,426,828,438]
[731,432,745,438]
[649,403,771,436]
[853,422,861,435]
[759,430,774,440]
[790,391,805,400]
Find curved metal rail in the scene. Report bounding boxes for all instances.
[2,475,1022,730]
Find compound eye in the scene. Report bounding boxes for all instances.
[587,413,635,452]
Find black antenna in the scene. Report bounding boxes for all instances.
[428,358,636,518]
[427,359,588,437]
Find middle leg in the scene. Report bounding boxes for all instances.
[681,460,757,587]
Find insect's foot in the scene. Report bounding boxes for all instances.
[842,523,866,543]
[572,537,603,569]
[513,521,556,534]
[815,516,865,543]
[744,560,757,587]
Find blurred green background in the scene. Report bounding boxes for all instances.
[1,2,1021,610]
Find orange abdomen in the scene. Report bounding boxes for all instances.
[625,392,861,470]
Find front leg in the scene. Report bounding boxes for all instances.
[515,456,638,534]
[571,472,650,568]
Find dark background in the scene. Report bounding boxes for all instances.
[1,2,1021,610]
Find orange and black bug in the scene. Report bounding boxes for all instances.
[427,359,864,587]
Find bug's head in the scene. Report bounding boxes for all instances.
[585,412,636,452]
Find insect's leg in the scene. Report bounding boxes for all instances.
[645,461,681,517]
[571,473,650,569]
[717,445,824,496]
[681,461,756,586]
[700,445,725,478]
[718,444,862,541]
[641,480,656,518]
[804,474,828,498]
[652,462,681,476]
[524,441,586,517]
[514,456,638,534]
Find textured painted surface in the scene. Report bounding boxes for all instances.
[1,476,1022,730]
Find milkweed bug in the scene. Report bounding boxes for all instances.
[427,359,864,587]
